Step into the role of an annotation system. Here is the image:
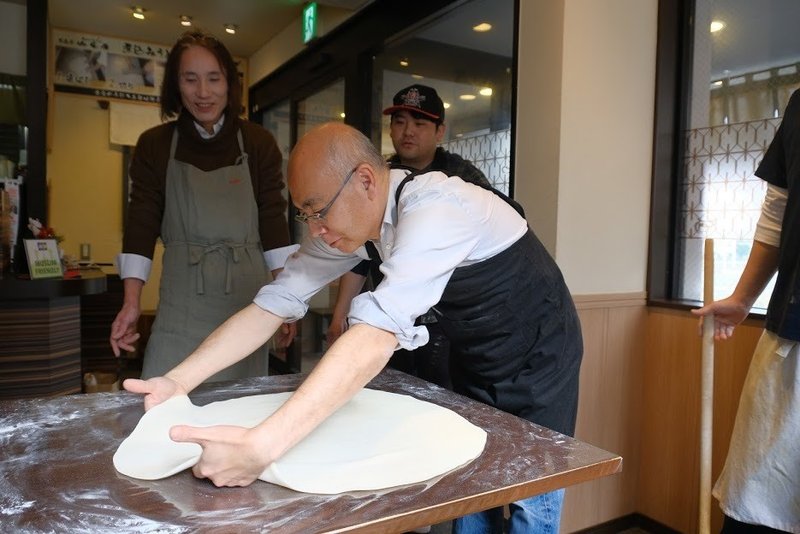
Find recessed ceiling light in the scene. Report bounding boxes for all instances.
[473,22,492,32]
[179,15,192,27]
[443,102,451,109]
[479,87,492,96]
[459,94,476,101]
[710,20,725,33]
[399,58,409,67]
[131,6,145,20]
[224,24,237,35]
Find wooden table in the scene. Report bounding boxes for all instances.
[0,369,622,533]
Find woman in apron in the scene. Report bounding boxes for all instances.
[110,31,294,382]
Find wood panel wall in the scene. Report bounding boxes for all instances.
[562,293,647,532]
[637,306,761,533]
[559,297,762,533]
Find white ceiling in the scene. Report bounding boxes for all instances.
[705,0,800,79]
[48,0,370,58]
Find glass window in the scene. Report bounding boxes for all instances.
[372,0,514,193]
[677,0,800,307]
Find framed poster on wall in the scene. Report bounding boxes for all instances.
[52,28,168,104]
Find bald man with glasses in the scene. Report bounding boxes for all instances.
[123,122,583,534]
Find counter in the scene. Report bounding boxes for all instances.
[0,268,106,398]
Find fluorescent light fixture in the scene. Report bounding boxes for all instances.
[479,87,492,96]
[473,22,492,32]
[132,6,145,20]
[180,15,192,27]
[459,94,476,101]
[224,24,237,35]
[710,20,725,33]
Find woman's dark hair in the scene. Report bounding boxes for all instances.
[160,30,242,121]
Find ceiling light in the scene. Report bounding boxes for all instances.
[473,22,492,32]
[712,80,723,87]
[459,94,476,101]
[399,58,409,67]
[411,74,424,79]
[224,24,237,35]
[179,15,192,27]
[443,102,450,109]
[710,20,725,33]
[131,6,145,20]
[479,87,493,96]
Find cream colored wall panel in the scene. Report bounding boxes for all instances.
[556,0,656,295]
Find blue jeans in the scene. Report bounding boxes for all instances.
[452,489,565,534]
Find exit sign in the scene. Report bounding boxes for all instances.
[303,2,318,44]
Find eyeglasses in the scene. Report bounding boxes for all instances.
[294,165,359,224]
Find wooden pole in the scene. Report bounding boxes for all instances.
[699,238,714,534]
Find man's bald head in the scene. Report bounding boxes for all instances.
[288,122,390,248]
[288,122,386,202]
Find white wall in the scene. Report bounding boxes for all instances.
[516,0,657,295]
[0,1,26,75]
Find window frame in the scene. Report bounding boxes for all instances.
[649,0,730,311]
[648,0,777,319]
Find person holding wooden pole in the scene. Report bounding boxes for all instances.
[692,90,800,534]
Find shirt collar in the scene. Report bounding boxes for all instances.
[193,114,225,139]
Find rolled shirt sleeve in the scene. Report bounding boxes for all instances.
[253,237,363,321]
[117,252,152,282]
[263,244,301,271]
[754,183,787,247]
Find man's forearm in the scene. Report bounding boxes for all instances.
[165,304,284,392]
[251,323,397,463]
[732,240,780,308]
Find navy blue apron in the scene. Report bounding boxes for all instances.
[368,173,582,436]
[434,230,582,436]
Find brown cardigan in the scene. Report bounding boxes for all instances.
[123,110,290,260]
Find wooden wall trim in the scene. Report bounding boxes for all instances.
[572,292,647,309]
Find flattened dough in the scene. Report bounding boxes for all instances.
[113,388,487,494]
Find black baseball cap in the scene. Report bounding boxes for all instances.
[382,84,445,121]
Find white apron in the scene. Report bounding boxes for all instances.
[713,329,800,532]
[141,129,271,382]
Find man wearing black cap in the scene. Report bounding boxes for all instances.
[327,85,490,389]
[383,84,490,185]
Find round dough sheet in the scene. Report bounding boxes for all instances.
[113,388,487,494]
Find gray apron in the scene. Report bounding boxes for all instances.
[141,129,270,382]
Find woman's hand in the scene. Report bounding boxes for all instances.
[110,303,141,356]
